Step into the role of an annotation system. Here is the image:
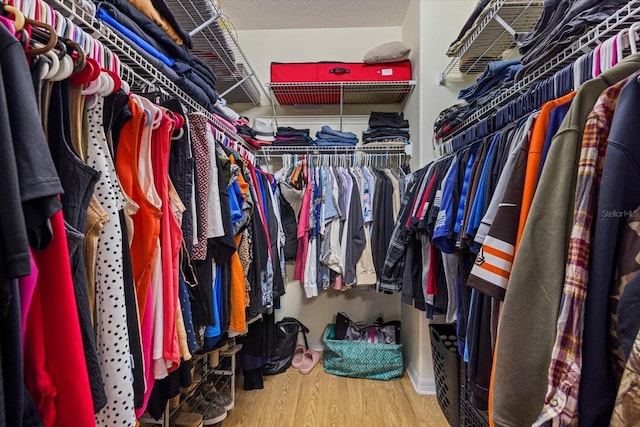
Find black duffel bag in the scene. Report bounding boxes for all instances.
[263,317,309,375]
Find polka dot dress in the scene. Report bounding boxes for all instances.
[85,95,136,426]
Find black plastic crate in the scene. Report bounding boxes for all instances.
[429,324,460,427]
[460,361,490,427]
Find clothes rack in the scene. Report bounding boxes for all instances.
[256,142,410,170]
[437,0,640,153]
[26,0,258,159]
[164,0,268,105]
[4,1,265,425]
[265,152,411,169]
[438,0,544,83]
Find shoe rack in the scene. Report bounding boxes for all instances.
[138,341,243,427]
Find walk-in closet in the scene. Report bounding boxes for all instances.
[4,0,640,426]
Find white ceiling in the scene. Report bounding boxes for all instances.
[218,0,412,30]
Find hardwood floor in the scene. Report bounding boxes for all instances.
[224,364,449,427]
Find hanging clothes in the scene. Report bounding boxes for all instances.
[86,93,136,427]
[276,158,409,296]
[492,56,640,427]
[45,79,107,413]
[1,21,96,426]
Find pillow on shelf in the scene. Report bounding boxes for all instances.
[363,41,411,64]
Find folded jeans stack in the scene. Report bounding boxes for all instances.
[273,127,314,146]
[315,125,358,147]
[458,59,522,104]
[362,111,410,144]
[433,60,521,139]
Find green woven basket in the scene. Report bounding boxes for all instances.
[322,324,403,381]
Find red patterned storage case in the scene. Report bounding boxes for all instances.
[270,60,412,104]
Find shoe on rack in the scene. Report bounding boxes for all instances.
[174,411,203,427]
[216,377,234,411]
[192,384,233,412]
[180,371,203,397]
[211,388,233,411]
[137,412,163,425]
[195,399,228,425]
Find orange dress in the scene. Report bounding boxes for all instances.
[115,98,162,320]
[228,156,249,333]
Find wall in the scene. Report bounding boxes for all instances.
[399,0,428,393]
[235,26,405,350]
[400,0,479,394]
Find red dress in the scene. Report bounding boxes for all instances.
[25,210,95,426]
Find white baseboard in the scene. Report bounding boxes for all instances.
[406,361,437,395]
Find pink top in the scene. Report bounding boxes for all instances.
[294,182,313,282]
[151,112,181,369]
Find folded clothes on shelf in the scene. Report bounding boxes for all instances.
[368,111,409,129]
[434,102,475,139]
[101,0,190,61]
[435,58,522,139]
[516,0,629,79]
[213,99,240,123]
[128,0,194,48]
[363,127,410,140]
[314,125,358,146]
[269,127,314,146]
[447,0,492,57]
[173,60,218,106]
[74,0,96,15]
[99,15,180,79]
[273,136,314,146]
[276,126,310,137]
[458,59,521,103]
[97,0,222,110]
[362,136,410,145]
[362,111,411,144]
[97,6,175,67]
[97,2,172,58]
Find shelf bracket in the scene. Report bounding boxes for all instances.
[219,72,254,99]
[339,83,344,131]
[189,12,219,37]
[493,14,516,36]
[269,86,279,129]
[439,56,460,85]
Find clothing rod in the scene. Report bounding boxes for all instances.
[257,143,408,154]
[438,0,640,149]
[254,152,408,158]
[45,0,258,158]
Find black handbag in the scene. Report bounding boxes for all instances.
[334,312,401,345]
[263,317,309,375]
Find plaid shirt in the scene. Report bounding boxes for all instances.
[380,169,421,292]
[534,78,629,427]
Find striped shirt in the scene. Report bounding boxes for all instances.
[534,77,629,427]
[466,142,529,300]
